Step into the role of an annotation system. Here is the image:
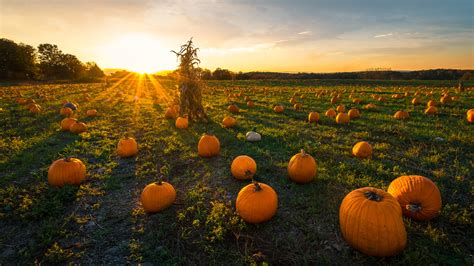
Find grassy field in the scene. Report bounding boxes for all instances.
[0,76,472,264]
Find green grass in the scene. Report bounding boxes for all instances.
[0,77,472,264]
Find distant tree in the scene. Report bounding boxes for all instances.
[0,38,37,79]
[84,62,105,78]
[212,68,233,80]
[37,43,64,79]
[197,68,212,80]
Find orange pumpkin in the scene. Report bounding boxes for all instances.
[60,117,77,131]
[228,104,239,113]
[140,181,176,213]
[236,181,278,223]
[222,116,237,128]
[175,116,189,129]
[352,141,372,158]
[440,95,451,104]
[336,112,350,124]
[394,110,409,119]
[347,108,360,119]
[339,187,406,256]
[388,175,441,221]
[308,112,320,123]
[424,106,437,115]
[467,109,474,123]
[70,122,87,134]
[117,136,138,157]
[364,103,376,110]
[165,107,177,119]
[86,109,97,117]
[336,105,345,113]
[198,134,220,157]
[48,157,86,187]
[411,97,421,105]
[247,100,255,107]
[325,108,336,118]
[427,100,436,107]
[293,103,302,111]
[60,107,73,116]
[29,104,42,114]
[231,155,257,180]
[273,105,284,113]
[287,149,317,183]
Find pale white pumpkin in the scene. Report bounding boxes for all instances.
[246,128,261,142]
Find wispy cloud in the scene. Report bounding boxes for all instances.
[298,31,312,35]
[374,33,393,38]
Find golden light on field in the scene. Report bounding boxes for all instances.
[98,33,176,74]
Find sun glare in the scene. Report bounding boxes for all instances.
[100,33,176,74]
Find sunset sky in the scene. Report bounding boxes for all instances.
[1,0,473,73]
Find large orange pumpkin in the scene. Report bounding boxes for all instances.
[388,175,441,221]
[467,109,474,123]
[48,157,86,187]
[60,117,77,131]
[424,106,437,115]
[394,110,409,119]
[339,187,406,256]
[70,122,87,134]
[336,105,345,113]
[336,113,350,124]
[231,155,257,180]
[60,107,73,116]
[175,116,189,129]
[140,181,176,213]
[228,104,239,113]
[273,105,284,113]
[352,141,372,158]
[348,108,360,119]
[117,136,139,157]
[325,108,336,118]
[308,112,320,123]
[198,134,220,157]
[236,181,278,223]
[287,149,317,183]
[222,116,237,128]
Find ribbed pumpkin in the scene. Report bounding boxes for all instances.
[140,181,176,213]
[325,108,336,118]
[164,107,177,119]
[287,149,317,183]
[117,136,138,157]
[394,110,409,119]
[424,106,437,115]
[273,105,284,113]
[308,112,320,123]
[231,155,257,180]
[388,175,441,221]
[175,116,189,129]
[336,105,345,113]
[352,141,372,158]
[336,112,350,124]
[348,108,360,119]
[236,181,278,223]
[86,109,97,117]
[228,104,239,113]
[48,157,86,187]
[339,187,406,256]
[222,116,237,128]
[60,117,77,131]
[467,109,474,123]
[60,107,73,116]
[70,122,87,134]
[198,134,220,157]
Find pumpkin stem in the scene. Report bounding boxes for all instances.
[64,156,72,162]
[300,149,306,156]
[364,191,382,202]
[253,180,262,192]
[406,203,422,213]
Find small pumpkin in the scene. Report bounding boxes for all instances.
[228,104,239,113]
[86,109,97,117]
[231,155,257,180]
[325,108,336,118]
[411,97,421,105]
[288,149,317,184]
[440,95,451,104]
[388,175,441,221]
[222,116,237,128]
[246,128,261,142]
[467,109,474,123]
[394,110,409,119]
[60,117,77,131]
[140,180,176,213]
[336,112,350,124]
[352,141,372,158]
[273,105,284,113]
[247,100,255,107]
[347,108,360,119]
[364,103,377,109]
[175,116,189,129]
[336,105,345,113]
[427,100,436,107]
[117,135,138,157]
[198,134,220,157]
[70,122,87,134]
[165,107,177,119]
[48,157,86,187]
[60,107,73,116]
[29,104,42,114]
[424,106,437,115]
[308,112,320,123]
[293,103,302,111]
[236,181,278,223]
[339,187,406,256]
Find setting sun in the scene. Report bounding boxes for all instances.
[98,33,176,73]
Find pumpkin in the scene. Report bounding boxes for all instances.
[287,149,317,183]
[231,155,257,180]
[289,96,297,104]
[325,108,336,118]
[388,175,441,221]
[228,104,239,113]
[86,109,97,117]
[247,100,255,107]
[198,134,220,157]
[60,107,73,116]
[394,110,409,119]
[140,181,176,213]
[411,97,421,105]
[424,106,437,115]
[164,107,177,119]
[293,103,302,111]
[467,109,474,123]
[336,112,350,124]
[352,141,372,158]
[440,95,451,104]
[348,108,360,119]
[60,117,77,131]
[117,136,138,157]
[427,100,436,107]
[63,102,77,110]
[70,122,87,134]
[339,187,406,256]
[236,181,278,223]
[175,116,189,129]
[352,98,362,104]
[308,112,320,123]
[336,105,345,113]
[364,103,376,110]
[222,116,237,128]
[273,105,284,113]
[48,157,86,187]
[330,96,338,104]
[246,128,261,142]
[29,104,42,114]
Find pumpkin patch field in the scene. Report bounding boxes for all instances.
[0,76,473,264]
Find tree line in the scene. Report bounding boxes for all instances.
[0,38,104,81]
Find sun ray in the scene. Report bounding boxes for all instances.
[146,73,173,104]
[92,71,135,103]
